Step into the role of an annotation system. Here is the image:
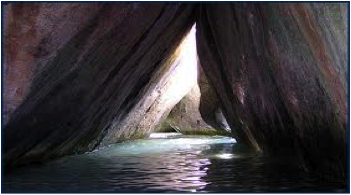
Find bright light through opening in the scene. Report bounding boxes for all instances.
[216,153,234,159]
[160,24,198,102]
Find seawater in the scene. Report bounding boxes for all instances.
[3,133,345,192]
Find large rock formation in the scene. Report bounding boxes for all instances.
[196,3,347,181]
[3,2,347,184]
[4,3,196,166]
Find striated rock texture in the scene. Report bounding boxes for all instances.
[196,3,347,181]
[4,3,196,166]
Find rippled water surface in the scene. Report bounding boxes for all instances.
[3,133,345,192]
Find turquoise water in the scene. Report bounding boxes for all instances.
[3,133,345,192]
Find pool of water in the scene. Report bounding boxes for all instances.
[3,133,345,192]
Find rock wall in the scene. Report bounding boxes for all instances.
[196,3,347,181]
[4,3,196,166]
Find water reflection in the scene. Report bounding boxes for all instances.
[202,144,345,192]
[84,135,230,192]
[3,134,345,192]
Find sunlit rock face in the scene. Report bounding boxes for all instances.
[160,81,215,132]
[158,66,232,134]
[100,25,198,145]
[4,3,196,166]
[196,3,347,181]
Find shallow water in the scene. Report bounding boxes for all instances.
[3,133,345,192]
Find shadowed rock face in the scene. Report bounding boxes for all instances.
[198,66,232,132]
[4,3,104,122]
[4,3,196,166]
[3,2,347,183]
[196,3,347,181]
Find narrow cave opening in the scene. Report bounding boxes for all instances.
[144,23,237,163]
[3,2,347,193]
[147,24,233,139]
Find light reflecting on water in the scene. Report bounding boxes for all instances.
[3,133,345,192]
